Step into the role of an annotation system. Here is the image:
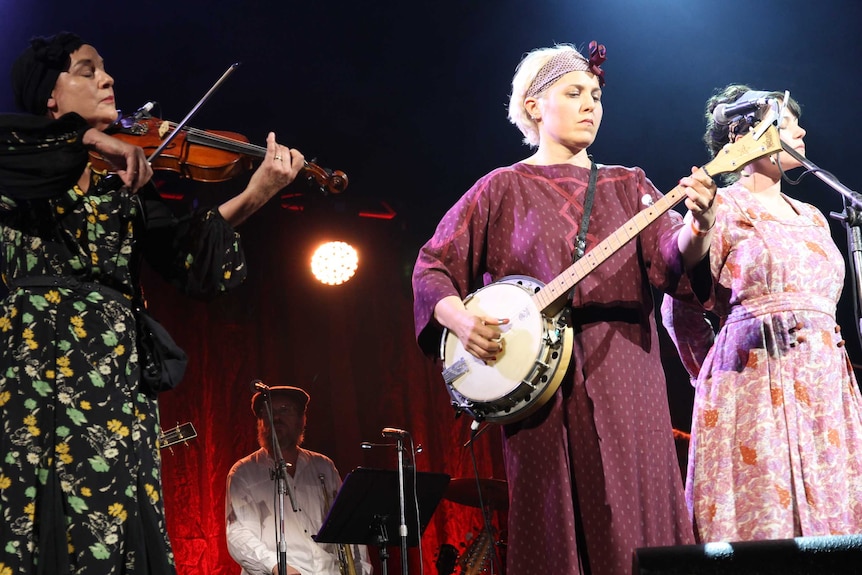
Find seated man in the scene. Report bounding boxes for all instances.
[226,384,372,575]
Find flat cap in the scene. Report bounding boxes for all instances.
[251,385,310,417]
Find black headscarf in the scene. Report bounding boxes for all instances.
[11,32,84,116]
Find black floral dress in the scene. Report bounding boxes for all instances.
[0,113,246,575]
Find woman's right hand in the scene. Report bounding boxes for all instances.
[82,128,152,193]
[434,295,509,361]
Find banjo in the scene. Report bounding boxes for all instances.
[440,123,782,424]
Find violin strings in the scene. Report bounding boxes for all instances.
[167,121,267,158]
[150,120,342,192]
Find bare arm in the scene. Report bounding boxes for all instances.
[218,132,305,227]
[676,166,718,268]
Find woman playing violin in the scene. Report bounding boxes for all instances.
[0,32,303,574]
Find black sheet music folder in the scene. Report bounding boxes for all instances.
[314,467,450,547]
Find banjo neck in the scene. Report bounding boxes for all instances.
[532,122,782,315]
[532,184,686,315]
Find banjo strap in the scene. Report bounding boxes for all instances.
[567,160,597,303]
[574,160,598,263]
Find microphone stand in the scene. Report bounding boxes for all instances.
[782,142,862,350]
[395,435,409,575]
[261,389,298,575]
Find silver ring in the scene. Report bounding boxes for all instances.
[274,155,282,161]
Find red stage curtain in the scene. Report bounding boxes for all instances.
[151,204,507,575]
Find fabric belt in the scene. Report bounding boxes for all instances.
[725,292,835,325]
[7,275,134,310]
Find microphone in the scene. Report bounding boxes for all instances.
[361,440,423,452]
[712,97,773,125]
[381,427,409,438]
[250,379,269,394]
[132,100,157,119]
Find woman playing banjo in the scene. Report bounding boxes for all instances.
[411,41,717,575]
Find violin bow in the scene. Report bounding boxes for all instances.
[96,63,241,194]
[147,62,241,164]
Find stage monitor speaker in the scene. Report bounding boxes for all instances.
[633,534,862,574]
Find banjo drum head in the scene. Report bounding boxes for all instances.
[444,278,544,403]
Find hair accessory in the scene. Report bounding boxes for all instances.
[588,41,606,87]
[525,41,607,97]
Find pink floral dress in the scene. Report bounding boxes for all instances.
[662,183,862,542]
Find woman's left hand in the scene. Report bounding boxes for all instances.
[218,132,305,227]
[245,132,305,203]
[680,166,717,230]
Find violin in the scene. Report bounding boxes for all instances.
[89,115,348,195]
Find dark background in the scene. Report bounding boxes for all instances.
[2,1,861,573]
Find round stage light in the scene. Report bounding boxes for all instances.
[310,241,359,285]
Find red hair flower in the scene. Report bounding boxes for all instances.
[588,41,607,87]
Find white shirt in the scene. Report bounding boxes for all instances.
[226,447,372,575]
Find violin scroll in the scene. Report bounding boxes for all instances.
[302,161,348,195]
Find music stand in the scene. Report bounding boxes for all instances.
[315,467,450,575]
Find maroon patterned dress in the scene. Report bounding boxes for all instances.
[662,184,862,542]
[413,162,698,575]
